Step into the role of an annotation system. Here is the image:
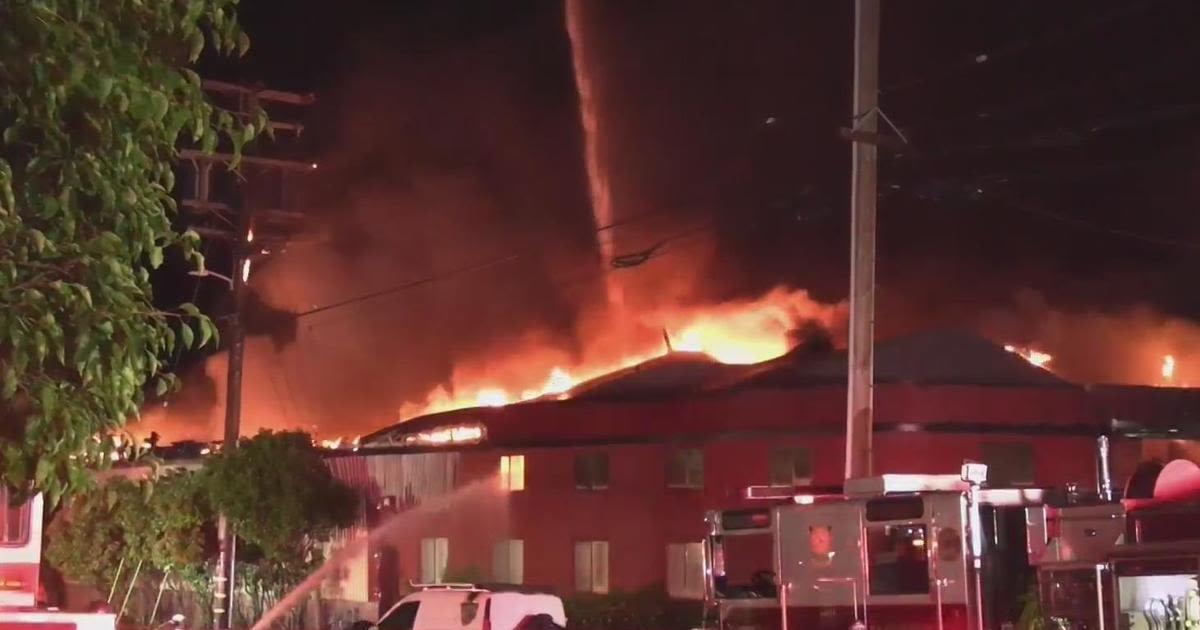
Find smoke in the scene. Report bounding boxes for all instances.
[978,289,1200,386]
[139,3,842,441]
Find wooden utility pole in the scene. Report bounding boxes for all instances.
[177,80,315,630]
[845,0,880,481]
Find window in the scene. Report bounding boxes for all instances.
[379,601,420,630]
[500,455,526,492]
[574,453,609,490]
[768,447,813,486]
[666,448,704,488]
[666,542,705,599]
[420,537,449,584]
[867,525,930,596]
[980,442,1035,487]
[493,539,525,584]
[574,541,609,593]
[0,488,28,546]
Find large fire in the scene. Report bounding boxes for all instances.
[397,286,845,421]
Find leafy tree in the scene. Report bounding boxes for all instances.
[0,0,260,501]
[44,482,125,589]
[204,430,357,628]
[204,431,357,562]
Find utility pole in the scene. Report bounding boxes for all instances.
[177,80,315,630]
[845,0,880,481]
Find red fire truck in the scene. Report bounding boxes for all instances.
[0,490,115,630]
[705,464,1042,630]
[703,439,1200,630]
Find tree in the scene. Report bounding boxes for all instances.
[204,431,357,562]
[0,0,260,502]
[203,430,357,626]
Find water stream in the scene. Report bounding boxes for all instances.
[250,479,497,630]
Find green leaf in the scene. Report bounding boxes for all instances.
[2,367,17,399]
[198,317,213,348]
[179,323,194,349]
[30,229,47,253]
[149,247,164,269]
[188,31,205,62]
[179,302,201,317]
[155,377,169,397]
[238,32,251,56]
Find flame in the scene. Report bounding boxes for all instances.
[1162,354,1176,383]
[1004,344,1053,369]
[397,286,845,421]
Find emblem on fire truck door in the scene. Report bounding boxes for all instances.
[809,525,834,567]
[936,527,961,562]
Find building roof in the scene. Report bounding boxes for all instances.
[358,329,1200,450]
[732,329,1070,389]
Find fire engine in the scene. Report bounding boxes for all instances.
[703,437,1200,630]
[0,489,115,630]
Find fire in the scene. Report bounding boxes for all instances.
[1162,354,1176,383]
[1004,344,1053,369]
[397,286,845,421]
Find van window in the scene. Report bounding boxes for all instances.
[867,524,930,596]
[380,602,420,630]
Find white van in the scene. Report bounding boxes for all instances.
[369,584,567,630]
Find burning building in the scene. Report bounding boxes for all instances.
[314,329,1200,612]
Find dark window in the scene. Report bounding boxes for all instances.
[867,525,930,596]
[667,448,704,488]
[379,602,420,630]
[865,497,925,522]
[0,488,28,546]
[768,447,813,486]
[980,442,1036,487]
[574,453,609,490]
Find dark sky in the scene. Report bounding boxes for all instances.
[206,0,1200,320]
[146,0,1200,439]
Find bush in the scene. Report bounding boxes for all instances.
[563,589,702,630]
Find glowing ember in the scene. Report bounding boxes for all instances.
[397,286,845,421]
[1004,344,1052,368]
[1162,354,1176,383]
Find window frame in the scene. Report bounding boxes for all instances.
[768,446,814,486]
[666,448,704,489]
[493,538,525,584]
[500,455,526,492]
[574,540,610,594]
[574,452,610,490]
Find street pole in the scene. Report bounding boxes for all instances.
[845,0,880,481]
[213,189,250,630]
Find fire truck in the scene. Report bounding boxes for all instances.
[0,489,115,630]
[703,438,1200,630]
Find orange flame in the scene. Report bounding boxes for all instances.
[1004,344,1053,369]
[1162,354,1176,383]
[397,286,844,421]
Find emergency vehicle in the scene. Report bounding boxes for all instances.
[703,437,1200,630]
[0,489,115,630]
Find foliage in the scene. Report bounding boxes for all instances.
[44,482,125,588]
[0,0,261,502]
[1017,583,1045,630]
[204,430,358,563]
[46,473,215,591]
[562,589,702,630]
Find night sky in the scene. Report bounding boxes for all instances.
[146,0,1200,439]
